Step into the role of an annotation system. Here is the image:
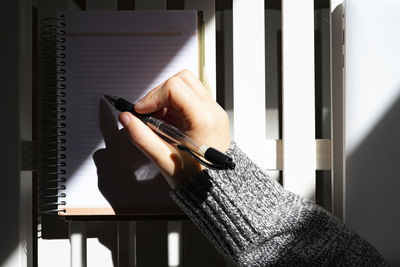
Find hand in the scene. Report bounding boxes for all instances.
[118,70,231,189]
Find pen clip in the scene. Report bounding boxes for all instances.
[177,145,227,170]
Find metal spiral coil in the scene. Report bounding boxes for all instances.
[39,14,67,215]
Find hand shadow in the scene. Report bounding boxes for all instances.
[93,99,180,215]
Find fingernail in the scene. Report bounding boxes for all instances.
[135,99,144,108]
[119,113,131,127]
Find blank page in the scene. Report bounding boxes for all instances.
[56,11,198,215]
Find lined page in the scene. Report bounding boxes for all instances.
[57,11,198,215]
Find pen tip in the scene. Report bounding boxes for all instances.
[104,94,117,105]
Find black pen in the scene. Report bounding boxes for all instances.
[104,95,235,170]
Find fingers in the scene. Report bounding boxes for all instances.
[119,70,230,188]
[118,112,174,174]
[174,69,211,99]
[134,74,201,116]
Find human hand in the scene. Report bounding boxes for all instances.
[118,70,231,189]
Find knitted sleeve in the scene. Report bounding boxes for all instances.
[170,142,388,266]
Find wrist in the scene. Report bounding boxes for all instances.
[166,141,232,189]
[164,157,204,189]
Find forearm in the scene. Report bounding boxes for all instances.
[170,142,388,266]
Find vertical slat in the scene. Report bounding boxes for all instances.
[282,0,316,200]
[85,0,117,10]
[69,222,87,267]
[118,0,134,10]
[265,8,283,181]
[185,0,216,97]
[117,221,129,267]
[136,221,168,266]
[1,0,23,266]
[265,8,282,141]
[128,221,137,267]
[181,221,226,266]
[330,0,344,220]
[167,221,182,267]
[20,0,33,265]
[315,7,332,212]
[232,0,267,168]
[222,9,234,138]
[318,8,331,139]
[135,0,166,10]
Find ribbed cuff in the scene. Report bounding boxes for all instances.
[170,142,289,260]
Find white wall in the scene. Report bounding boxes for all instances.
[344,0,400,264]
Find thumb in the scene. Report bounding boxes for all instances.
[118,112,173,173]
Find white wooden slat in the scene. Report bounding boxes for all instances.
[232,0,267,168]
[330,0,345,220]
[185,0,216,98]
[135,0,166,10]
[167,221,182,267]
[282,0,316,201]
[69,222,87,267]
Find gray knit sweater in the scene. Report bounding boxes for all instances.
[170,142,388,266]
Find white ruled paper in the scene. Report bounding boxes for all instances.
[57,11,198,214]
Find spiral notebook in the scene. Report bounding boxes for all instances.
[55,11,201,216]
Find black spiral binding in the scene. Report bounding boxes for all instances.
[38,15,67,215]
